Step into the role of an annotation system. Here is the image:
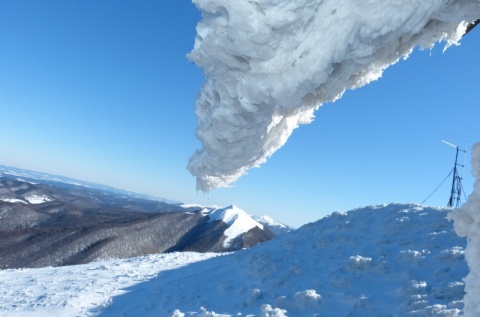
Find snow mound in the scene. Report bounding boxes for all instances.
[206,205,264,247]
[187,0,480,191]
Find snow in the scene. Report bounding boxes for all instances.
[254,215,280,227]
[0,203,468,316]
[178,203,206,210]
[206,205,264,247]
[0,252,221,317]
[23,194,52,204]
[187,0,480,191]
[253,215,292,236]
[448,142,480,317]
[0,198,27,204]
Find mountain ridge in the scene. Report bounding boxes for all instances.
[0,166,276,269]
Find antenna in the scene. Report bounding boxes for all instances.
[442,140,466,208]
[441,140,457,149]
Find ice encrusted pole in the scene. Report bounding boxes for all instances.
[448,142,480,316]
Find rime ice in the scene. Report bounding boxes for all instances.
[449,142,480,317]
[187,0,480,191]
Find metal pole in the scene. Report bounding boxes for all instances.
[448,146,459,207]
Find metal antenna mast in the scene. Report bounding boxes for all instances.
[442,140,466,208]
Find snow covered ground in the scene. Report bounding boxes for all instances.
[0,252,222,317]
[0,203,467,316]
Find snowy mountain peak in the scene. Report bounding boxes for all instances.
[253,214,293,236]
[207,205,251,224]
[206,205,265,247]
[253,215,277,226]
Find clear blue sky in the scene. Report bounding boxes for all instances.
[1,1,479,227]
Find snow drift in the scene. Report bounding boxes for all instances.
[449,142,480,317]
[187,0,480,191]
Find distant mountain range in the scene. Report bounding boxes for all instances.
[0,164,177,203]
[0,164,281,269]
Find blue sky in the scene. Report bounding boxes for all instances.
[1,1,479,227]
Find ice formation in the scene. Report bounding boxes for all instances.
[449,142,480,317]
[187,0,480,191]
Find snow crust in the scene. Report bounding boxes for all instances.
[187,0,480,191]
[0,203,467,316]
[207,205,264,247]
[448,142,480,316]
